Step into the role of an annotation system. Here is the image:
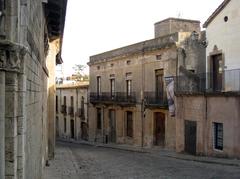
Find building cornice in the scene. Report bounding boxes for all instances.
[203,0,231,28]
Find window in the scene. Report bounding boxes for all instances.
[126,80,132,96]
[213,122,223,150]
[110,79,115,97]
[126,111,133,137]
[156,54,162,60]
[126,60,131,65]
[155,69,164,99]
[71,96,74,107]
[64,118,67,133]
[81,96,84,117]
[63,96,66,105]
[224,16,228,22]
[97,76,101,95]
[56,95,58,112]
[97,108,102,130]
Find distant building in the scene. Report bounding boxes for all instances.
[88,18,205,149]
[56,82,89,141]
[176,0,240,158]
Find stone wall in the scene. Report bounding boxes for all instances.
[176,95,240,158]
[0,0,65,178]
[154,18,200,38]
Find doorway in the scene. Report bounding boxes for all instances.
[210,54,223,91]
[154,112,165,146]
[109,109,116,143]
[184,120,197,155]
[56,117,59,137]
[70,119,75,139]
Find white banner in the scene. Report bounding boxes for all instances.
[165,77,175,117]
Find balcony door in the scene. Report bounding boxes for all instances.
[70,119,75,139]
[97,76,101,96]
[154,112,165,146]
[155,69,164,102]
[109,109,116,143]
[210,54,223,91]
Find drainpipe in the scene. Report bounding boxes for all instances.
[0,71,5,179]
[141,47,145,148]
[76,88,78,140]
[205,94,208,155]
[102,106,105,143]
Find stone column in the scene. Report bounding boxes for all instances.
[17,73,26,179]
[5,71,18,179]
[0,71,5,179]
[46,40,58,159]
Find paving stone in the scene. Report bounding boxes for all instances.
[44,141,240,179]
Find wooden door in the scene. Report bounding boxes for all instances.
[70,120,74,139]
[56,117,59,137]
[184,120,197,155]
[154,112,165,146]
[109,110,116,143]
[211,54,223,91]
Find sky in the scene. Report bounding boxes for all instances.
[60,0,223,77]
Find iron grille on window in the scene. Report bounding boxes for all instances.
[68,106,74,117]
[213,122,223,150]
[61,105,67,114]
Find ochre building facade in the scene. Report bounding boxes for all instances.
[88,18,206,150]
[56,82,89,141]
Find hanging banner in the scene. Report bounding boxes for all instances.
[165,76,175,117]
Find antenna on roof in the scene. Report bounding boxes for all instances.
[177,12,182,18]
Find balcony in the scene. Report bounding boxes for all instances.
[61,105,67,114]
[68,106,74,117]
[175,69,240,94]
[76,108,85,119]
[144,92,168,108]
[90,92,137,106]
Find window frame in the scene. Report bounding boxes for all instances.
[97,108,102,130]
[97,76,101,95]
[64,118,67,133]
[213,122,223,150]
[126,80,132,96]
[126,111,133,138]
[110,78,115,97]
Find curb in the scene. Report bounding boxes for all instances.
[95,144,148,153]
[166,155,240,167]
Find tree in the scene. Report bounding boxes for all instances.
[72,64,87,81]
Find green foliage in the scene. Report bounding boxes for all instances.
[72,64,88,81]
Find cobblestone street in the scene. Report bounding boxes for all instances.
[44,141,240,179]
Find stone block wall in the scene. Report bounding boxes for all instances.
[176,95,240,158]
[154,18,200,38]
[0,0,57,178]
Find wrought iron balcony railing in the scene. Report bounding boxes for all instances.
[144,92,168,107]
[68,106,74,117]
[61,105,67,114]
[175,69,240,94]
[90,92,137,104]
[76,108,85,119]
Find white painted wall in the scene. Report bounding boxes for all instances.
[206,0,240,91]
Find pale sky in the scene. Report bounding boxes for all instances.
[61,0,223,77]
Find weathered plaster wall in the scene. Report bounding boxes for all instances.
[206,0,240,70]
[56,85,89,140]
[176,95,240,158]
[154,18,200,38]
